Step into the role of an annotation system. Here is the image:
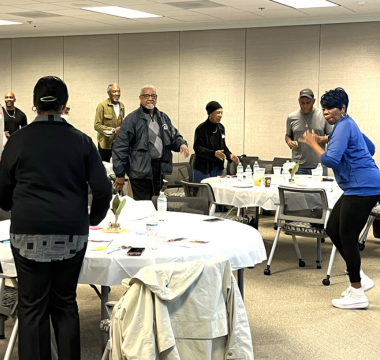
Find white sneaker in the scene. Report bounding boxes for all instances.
[333,286,369,309]
[341,270,374,296]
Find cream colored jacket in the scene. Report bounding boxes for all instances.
[109,256,254,360]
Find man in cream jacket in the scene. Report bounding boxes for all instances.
[109,256,254,359]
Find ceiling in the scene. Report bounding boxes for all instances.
[0,0,379,38]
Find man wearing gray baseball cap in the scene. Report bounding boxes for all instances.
[285,88,333,174]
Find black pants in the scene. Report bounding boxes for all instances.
[98,143,112,162]
[326,194,379,283]
[129,160,163,201]
[12,244,87,360]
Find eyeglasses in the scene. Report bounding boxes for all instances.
[140,94,157,99]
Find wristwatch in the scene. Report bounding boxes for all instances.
[111,128,116,134]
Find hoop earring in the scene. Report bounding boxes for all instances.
[32,106,37,112]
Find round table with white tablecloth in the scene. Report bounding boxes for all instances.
[202,175,343,210]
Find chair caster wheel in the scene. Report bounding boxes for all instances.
[322,278,330,286]
[317,266,322,269]
[359,243,365,251]
[299,260,306,267]
[264,269,271,276]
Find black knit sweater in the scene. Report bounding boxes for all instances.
[0,120,112,235]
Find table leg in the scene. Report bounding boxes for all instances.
[237,268,244,300]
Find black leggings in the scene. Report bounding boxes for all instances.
[326,194,379,283]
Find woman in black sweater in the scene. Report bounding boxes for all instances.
[0,76,112,360]
[193,101,238,182]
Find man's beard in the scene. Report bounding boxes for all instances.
[145,104,155,110]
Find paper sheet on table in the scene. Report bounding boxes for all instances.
[87,240,113,251]
[162,239,210,248]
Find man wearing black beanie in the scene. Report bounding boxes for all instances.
[193,101,238,183]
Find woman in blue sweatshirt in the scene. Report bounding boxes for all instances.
[300,88,380,310]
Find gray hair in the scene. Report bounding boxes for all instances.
[107,84,119,93]
[140,85,156,95]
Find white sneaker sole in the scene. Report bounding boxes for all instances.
[332,300,369,309]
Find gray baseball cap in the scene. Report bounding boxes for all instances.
[299,89,314,98]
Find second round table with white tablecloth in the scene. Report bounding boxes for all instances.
[202,175,343,210]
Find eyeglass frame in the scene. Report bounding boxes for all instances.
[139,94,158,99]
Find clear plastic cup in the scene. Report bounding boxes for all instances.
[254,168,265,186]
[273,166,281,175]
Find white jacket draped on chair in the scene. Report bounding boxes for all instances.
[109,255,254,359]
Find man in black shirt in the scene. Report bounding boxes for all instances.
[3,91,27,138]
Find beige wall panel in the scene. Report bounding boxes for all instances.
[0,39,12,103]
[12,37,63,123]
[245,26,320,160]
[320,22,380,165]
[179,29,246,161]
[119,32,180,162]
[64,35,119,143]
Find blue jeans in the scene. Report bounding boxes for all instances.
[296,166,328,176]
[193,166,224,183]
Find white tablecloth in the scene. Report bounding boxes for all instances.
[202,176,343,210]
[0,212,267,286]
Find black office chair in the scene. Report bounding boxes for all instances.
[152,196,209,215]
[265,186,331,276]
[228,155,259,175]
[257,160,274,174]
[181,180,217,216]
[164,163,192,188]
[189,154,196,169]
[272,157,292,168]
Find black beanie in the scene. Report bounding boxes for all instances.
[206,101,222,115]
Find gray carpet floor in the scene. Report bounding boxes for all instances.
[1,213,380,359]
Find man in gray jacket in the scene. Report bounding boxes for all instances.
[112,85,189,200]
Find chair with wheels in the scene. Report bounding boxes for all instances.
[152,196,210,215]
[164,162,192,188]
[181,180,217,216]
[107,256,253,359]
[264,185,331,276]
[322,202,380,286]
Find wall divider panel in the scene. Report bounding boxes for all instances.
[320,22,380,165]
[245,25,321,160]
[11,37,64,124]
[179,29,246,160]
[63,34,119,142]
[0,39,12,100]
[119,32,180,163]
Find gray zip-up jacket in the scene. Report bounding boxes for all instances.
[112,105,187,179]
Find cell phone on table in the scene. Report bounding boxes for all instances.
[127,247,145,256]
[203,218,224,222]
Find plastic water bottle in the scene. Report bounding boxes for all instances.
[245,165,252,183]
[282,160,290,175]
[237,162,244,181]
[316,163,323,180]
[253,161,260,174]
[146,212,158,250]
[157,191,167,222]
